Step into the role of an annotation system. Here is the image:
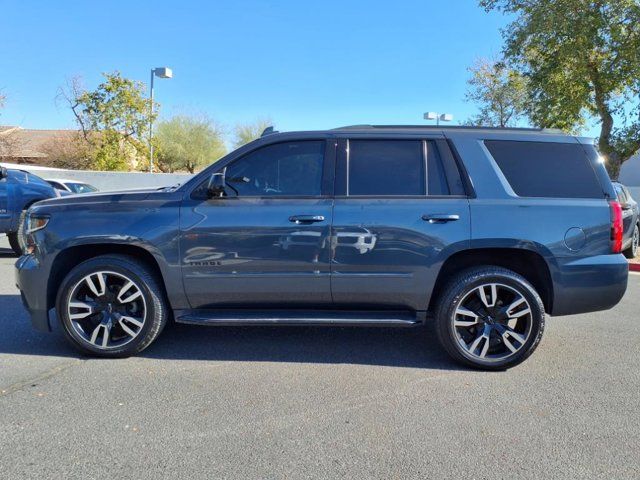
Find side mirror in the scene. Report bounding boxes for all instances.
[207,170,227,198]
[0,167,7,180]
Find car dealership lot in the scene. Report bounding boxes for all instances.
[1,239,639,479]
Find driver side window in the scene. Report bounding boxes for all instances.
[225,141,325,197]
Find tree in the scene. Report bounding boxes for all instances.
[61,72,156,171]
[40,132,94,170]
[0,93,20,160]
[464,58,529,127]
[155,115,226,173]
[232,118,272,149]
[480,0,640,178]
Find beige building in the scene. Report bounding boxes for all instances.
[0,126,78,165]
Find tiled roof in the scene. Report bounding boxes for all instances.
[0,126,78,158]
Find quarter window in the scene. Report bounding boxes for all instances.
[485,140,604,199]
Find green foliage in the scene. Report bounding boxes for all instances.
[465,58,529,127]
[155,115,226,173]
[480,0,640,177]
[92,131,130,171]
[68,72,155,171]
[233,118,272,149]
[60,74,275,173]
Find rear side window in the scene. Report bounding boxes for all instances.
[346,140,453,196]
[348,140,425,196]
[485,140,604,199]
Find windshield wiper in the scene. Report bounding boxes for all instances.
[158,183,181,191]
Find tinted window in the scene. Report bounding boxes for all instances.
[225,141,324,197]
[485,140,604,199]
[348,140,425,196]
[427,144,451,196]
[614,183,627,203]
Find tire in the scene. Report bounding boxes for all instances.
[56,254,168,357]
[16,209,28,253]
[623,224,639,259]
[434,266,546,370]
[7,231,21,256]
[7,210,28,256]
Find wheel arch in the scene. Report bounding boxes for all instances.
[9,197,44,232]
[429,247,554,314]
[47,243,168,313]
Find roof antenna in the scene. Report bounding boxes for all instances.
[261,126,278,137]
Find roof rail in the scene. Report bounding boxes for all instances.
[333,125,564,134]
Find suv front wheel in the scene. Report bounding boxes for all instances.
[435,267,545,370]
[7,209,29,256]
[56,254,168,357]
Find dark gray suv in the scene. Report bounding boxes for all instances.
[15,126,629,369]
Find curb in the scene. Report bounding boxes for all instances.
[630,263,640,272]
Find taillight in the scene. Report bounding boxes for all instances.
[610,201,623,253]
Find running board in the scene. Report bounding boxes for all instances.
[175,309,422,327]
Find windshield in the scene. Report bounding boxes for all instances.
[7,170,51,187]
[66,182,98,193]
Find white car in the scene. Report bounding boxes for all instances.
[46,179,98,194]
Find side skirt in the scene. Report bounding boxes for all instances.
[174,309,426,327]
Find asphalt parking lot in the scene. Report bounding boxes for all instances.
[0,237,639,480]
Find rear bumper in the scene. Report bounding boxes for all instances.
[551,254,629,316]
[15,254,51,332]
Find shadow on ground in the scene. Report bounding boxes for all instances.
[0,246,18,258]
[0,293,461,371]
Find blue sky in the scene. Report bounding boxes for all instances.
[1,0,511,132]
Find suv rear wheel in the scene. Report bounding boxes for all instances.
[434,267,545,370]
[56,254,168,357]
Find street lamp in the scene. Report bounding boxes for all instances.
[149,67,173,173]
[423,112,453,126]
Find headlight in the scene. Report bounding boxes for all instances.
[26,214,50,234]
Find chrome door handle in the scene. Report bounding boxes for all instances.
[422,214,460,224]
[289,215,325,224]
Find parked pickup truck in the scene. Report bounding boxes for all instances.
[0,167,59,255]
[15,126,629,369]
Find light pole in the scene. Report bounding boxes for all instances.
[423,112,453,126]
[149,67,172,173]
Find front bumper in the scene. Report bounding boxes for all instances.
[15,254,51,332]
[551,254,629,316]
